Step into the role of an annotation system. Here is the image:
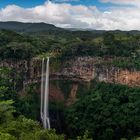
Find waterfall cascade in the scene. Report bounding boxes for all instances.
[41,57,50,129]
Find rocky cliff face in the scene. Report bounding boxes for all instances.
[0,57,140,104]
[94,66,140,87]
[52,57,140,87]
[0,57,140,87]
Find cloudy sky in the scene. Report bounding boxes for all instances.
[0,0,140,30]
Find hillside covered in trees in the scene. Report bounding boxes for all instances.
[0,22,140,69]
[0,22,140,140]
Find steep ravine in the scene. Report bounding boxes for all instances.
[0,57,140,105]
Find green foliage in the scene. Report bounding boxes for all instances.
[110,57,140,70]
[1,116,41,138]
[0,100,15,125]
[99,56,140,70]
[29,129,64,140]
[77,131,92,140]
[0,84,64,140]
[0,66,21,91]
[0,29,47,59]
[103,32,115,45]
[17,84,40,120]
[66,82,140,140]
[1,23,140,139]
[0,67,20,116]
[134,138,140,140]
[4,42,35,59]
[0,28,140,70]
[0,115,64,140]
[0,132,16,140]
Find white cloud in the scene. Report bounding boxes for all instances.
[100,0,140,7]
[0,0,140,30]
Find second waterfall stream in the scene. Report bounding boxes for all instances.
[41,57,50,129]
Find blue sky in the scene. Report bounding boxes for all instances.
[0,0,46,8]
[0,0,114,9]
[0,0,140,30]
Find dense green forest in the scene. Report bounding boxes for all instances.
[66,82,140,140]
[0,67,93,140]
[0,67,63,140]
[0,67,140,140]
[0,24,140,69]
[0,22,140,139]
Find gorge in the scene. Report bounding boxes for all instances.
[0,56,140,105]
[0,22,140,139]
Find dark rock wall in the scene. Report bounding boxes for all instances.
[0,57,140,87]
[0,57,140,105]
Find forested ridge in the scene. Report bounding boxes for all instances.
[0,22,140,140]
[0,24,140,69]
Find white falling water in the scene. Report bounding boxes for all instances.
[41,57,50,129]
[40,58,44,121]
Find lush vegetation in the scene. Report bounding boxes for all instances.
[0,22,140,139]
[0,67,66,139]
[65,82,140,140]
[100,57,140,70]
[0,29,48,59]
[0,26,140,70]
[0,67,93,140]
[1,25,140,71]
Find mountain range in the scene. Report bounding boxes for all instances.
[0,21,64,32]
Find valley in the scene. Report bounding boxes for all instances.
[0,22,140,140]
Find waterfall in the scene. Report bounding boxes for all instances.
[41,57,50,129]
[40,58,44,121]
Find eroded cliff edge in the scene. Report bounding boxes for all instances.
[0,57,140,87]
[1,57,139,105]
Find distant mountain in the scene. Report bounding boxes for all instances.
[0,21,64,32]
[0,21,140,35]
